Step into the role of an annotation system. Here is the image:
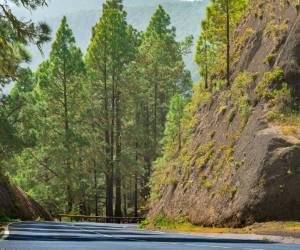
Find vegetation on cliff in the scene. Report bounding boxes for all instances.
[149,0,300,227]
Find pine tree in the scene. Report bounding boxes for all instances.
[210,0,248,87]
[86,0,137,218]
[0,0,50,175]
[0,0,50,86]
[135,5,192,199]
[162,94,188,155]
[35,16,85,212]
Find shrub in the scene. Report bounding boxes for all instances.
[153,216,173,228]
[255,67,285,100]
[231,72,256,119]
[265,53,276,65]
[139,219,150,229]
[202,179,213,190]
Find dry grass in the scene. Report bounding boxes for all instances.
[270,113,300,138]
[245,221,300,236]
[277,123,300,138]
[147,221,300,238]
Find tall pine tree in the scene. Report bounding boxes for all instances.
[135,5,192,199]
[86,0,137,218]
[35,16,85,212]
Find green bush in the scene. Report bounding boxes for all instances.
[231,72,256,119]
[153,216,173,228]
[0,216,19,222]
[255,67,285,100]
[139,219,150,229]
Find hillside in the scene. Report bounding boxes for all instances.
[149,0,300,227]
[23,0,209,81]
[0,173,51,221]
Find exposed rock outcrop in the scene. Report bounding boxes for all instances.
[149,0,300,227]
[0,173,51,220]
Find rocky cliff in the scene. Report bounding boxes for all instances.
[0,173,51,220]
[149,0,300,227]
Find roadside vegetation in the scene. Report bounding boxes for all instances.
[141,217,300,238]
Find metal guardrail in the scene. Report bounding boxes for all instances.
[55,214,144,224]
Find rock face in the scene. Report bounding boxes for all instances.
[0,173,51,220]
[149,0,300,227]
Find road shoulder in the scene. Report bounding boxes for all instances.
[182,232,300,245]
[144,221,300,245]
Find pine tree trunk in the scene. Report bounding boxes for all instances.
[134,170,138,218]
[63,59,72,213]
[115,88,122,218]
[103,42,113,218]
[204,35,208,89]
[154,80,158,151]
[93,159,98,216]
[105,173,114,219]
[226,0,230,88]
[123,192,127,217]
[142,104,151,199]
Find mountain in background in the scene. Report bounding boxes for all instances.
[15,0,209,82]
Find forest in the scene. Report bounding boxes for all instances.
[2,0,300,224]
[1,0,192,217]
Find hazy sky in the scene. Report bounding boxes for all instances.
[13,0,205,20]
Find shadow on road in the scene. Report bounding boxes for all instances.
[5,222,275,245]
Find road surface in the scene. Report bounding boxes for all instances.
[0,222,299,250]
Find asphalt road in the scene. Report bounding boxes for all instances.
[1,222,300,250]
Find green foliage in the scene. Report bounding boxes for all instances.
[149,0,252,207]
[161,94,189,157]
[3,0,193,216]
[231,72,256,119]
[153,216,174,228]
[0,0,50,86]
[0,215,20,222]
[194,0,248,88]
[7,16,87,213]
[188,81,212,115]
[202,179,213,190]
[139,218,150,229]
[255,67,291,113]
[264,20,288,42]
[0,0,50,178]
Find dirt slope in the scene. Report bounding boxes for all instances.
[0,173,51,220]
[149,0,300,227]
